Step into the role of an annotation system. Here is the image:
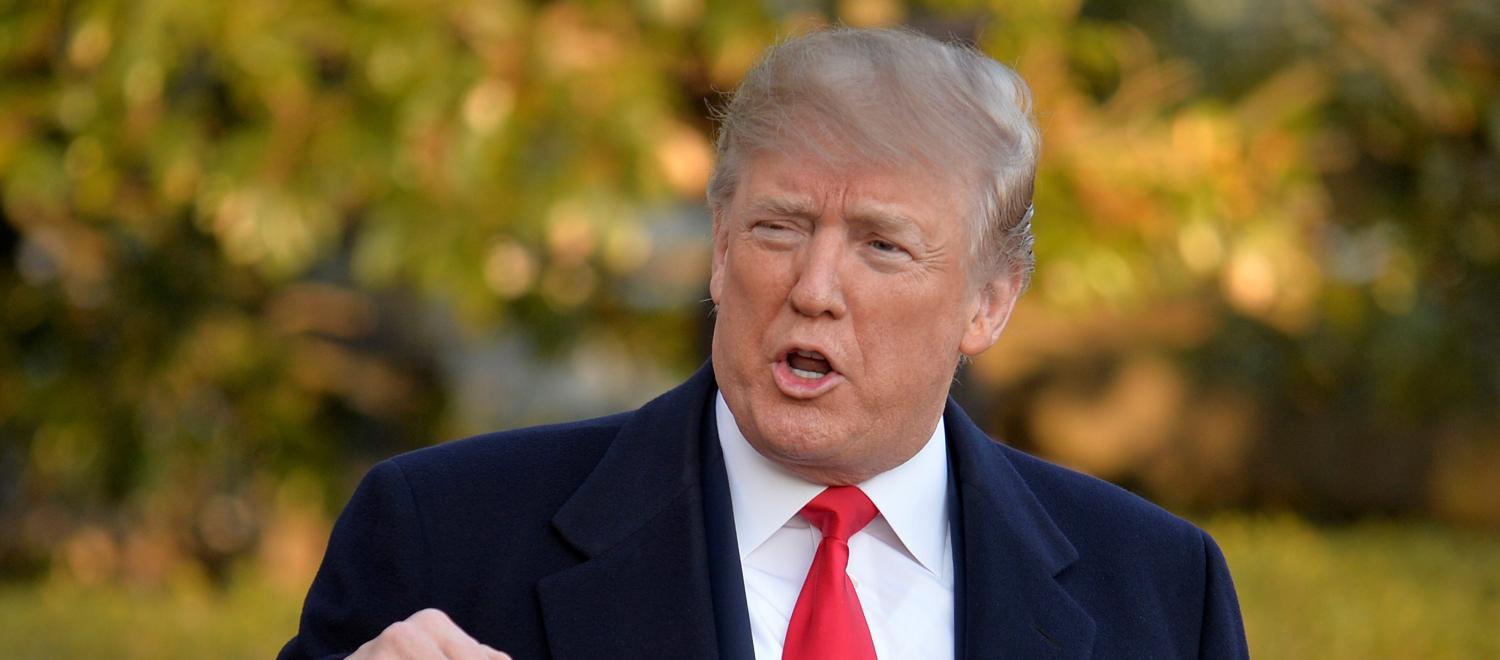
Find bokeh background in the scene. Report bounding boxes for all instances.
[2,0,1498,657]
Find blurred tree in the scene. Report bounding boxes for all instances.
[0,0,770,581]
[1,0,1497,583]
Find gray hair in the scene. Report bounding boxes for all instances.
[706,27,1040,287]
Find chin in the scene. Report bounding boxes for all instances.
[748,402,849,460]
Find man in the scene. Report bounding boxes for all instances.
[281,27,1249,659]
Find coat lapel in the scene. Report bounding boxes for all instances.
[699,401,757,660]
[946,399,1098,659]
[537,365,726,659]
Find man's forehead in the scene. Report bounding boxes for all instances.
[736,155,963,224]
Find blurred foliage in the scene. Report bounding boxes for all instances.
[965,0,1500,524]
[0,567,301,659]
[1205,514,1500,659]
[1,0,1498,603]
[0,515,1496,659]
[0,0,746,580]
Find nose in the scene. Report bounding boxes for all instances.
[788,229,848,318]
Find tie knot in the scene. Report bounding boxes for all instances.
[799,486,878,542]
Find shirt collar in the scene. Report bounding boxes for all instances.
[715,391,951,576]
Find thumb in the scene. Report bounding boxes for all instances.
[481,645,512,660]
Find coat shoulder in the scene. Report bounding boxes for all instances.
[377,411,634,523]
[992,443,1245,656]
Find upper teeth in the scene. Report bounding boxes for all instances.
[794,349,825,360]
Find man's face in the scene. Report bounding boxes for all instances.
[709,149,1020,485]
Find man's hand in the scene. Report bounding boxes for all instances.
[349,608,511,659]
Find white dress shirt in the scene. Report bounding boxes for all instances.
[715,392,955,660]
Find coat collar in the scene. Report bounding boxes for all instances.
[945,398,1097,659]
[548,364,717,557]
[539,363,727,659]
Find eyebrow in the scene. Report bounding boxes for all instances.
[846,201,921,237]
[743,193,927,245]
[744,195,819,220]
[843,200,932,254]
[746,196,919,229]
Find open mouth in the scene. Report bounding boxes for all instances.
[772,347,843,398]
[786,348,833,380]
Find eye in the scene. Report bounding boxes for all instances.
[748,219,804,247]
[867,238,908,256]
[753,219,809,236]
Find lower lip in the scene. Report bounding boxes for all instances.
[772,359,844,398]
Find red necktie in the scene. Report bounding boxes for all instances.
[782,486,879,660]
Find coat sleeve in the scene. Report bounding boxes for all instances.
[1198,530,1251,659]
[278,460,432,660]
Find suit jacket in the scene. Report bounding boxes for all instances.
[280,363,1249,659]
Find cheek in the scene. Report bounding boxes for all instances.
[725,248,790,310]
[853,288,969,371]
[714,249,790,352]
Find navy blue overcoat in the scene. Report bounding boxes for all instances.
[280,363,1249,659]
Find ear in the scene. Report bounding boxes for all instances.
[708,206,729,304]
[959,269,1023,357]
